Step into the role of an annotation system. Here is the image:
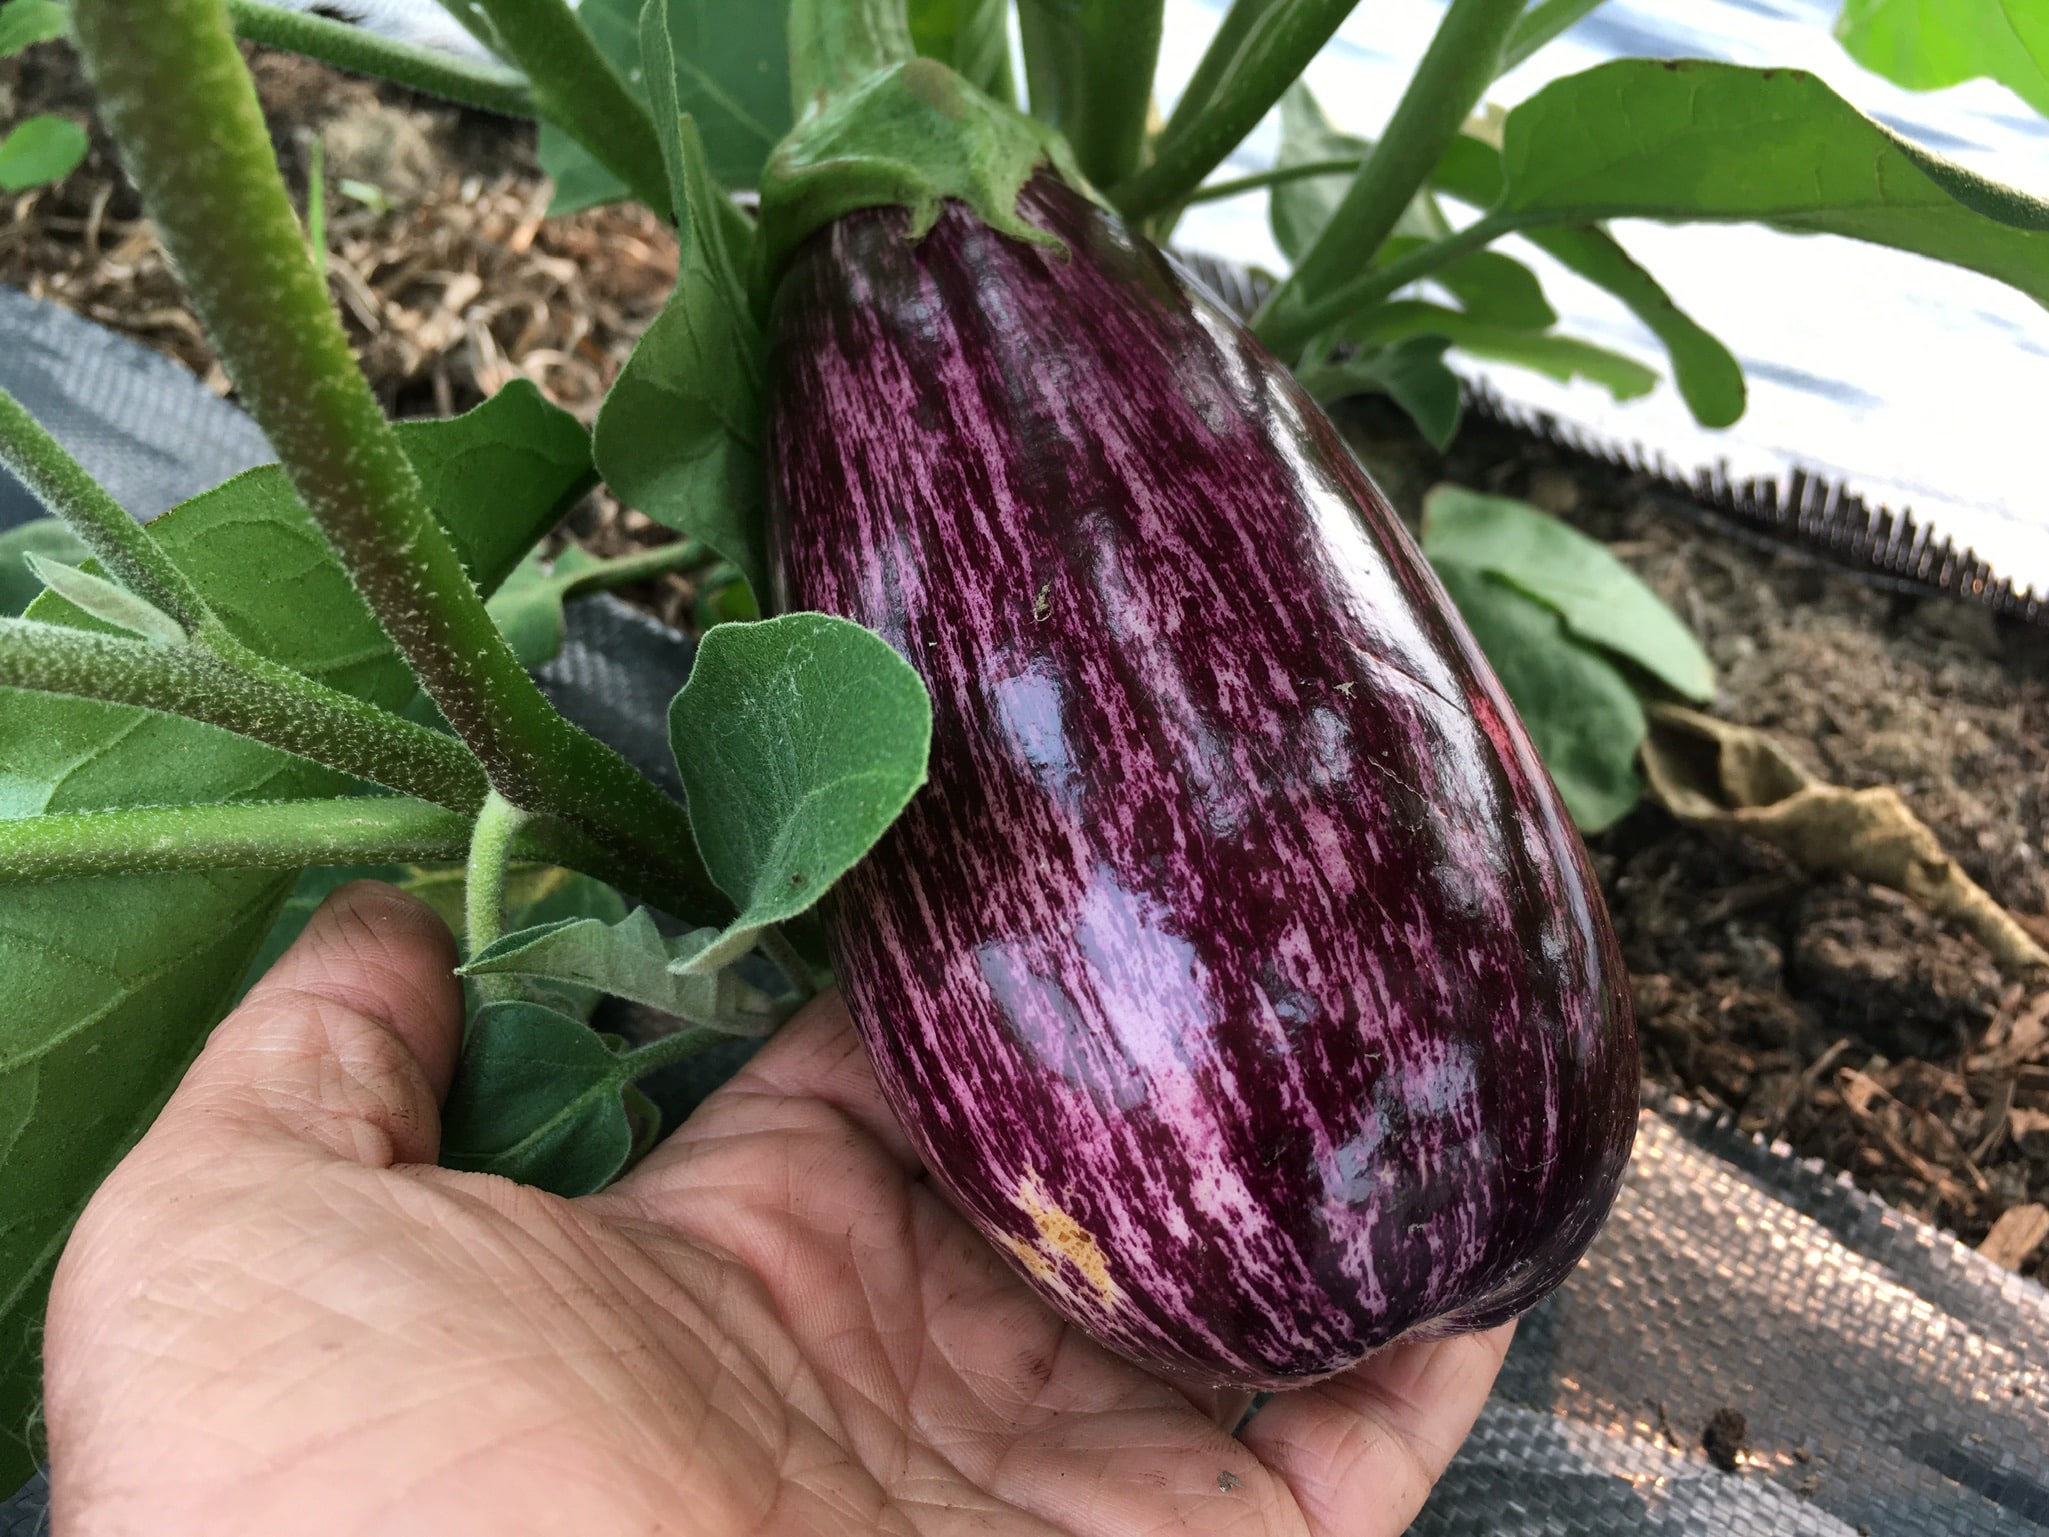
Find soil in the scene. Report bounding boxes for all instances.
[6,39,2047,1282]
[1701,1407,1749,1474]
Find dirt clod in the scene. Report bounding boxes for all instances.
[1702,1408,1749,1472]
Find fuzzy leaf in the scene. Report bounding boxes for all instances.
[1430,249,1557,331]
[0,114,86,193]
[1271,82,1449,262]
[1433,561,1646,833]
[1496,59,2049,304]
[1295,337,1464,450]
[484,546,601,666]
[0,0,66,58]
[462,907,786,1033]
[536,0,646,213]
[1836,0,2049,119]
[1520,225,1743,426]
[0,519,86,617]
[667,613,931,973]
[1422,484,1715,702]
[0,387,580,1494]
[595,117,767,601]
[238,862,628,1006]
[395,378,595,593]
[1431,135,1745,428]
[24,556,188,645]
[1340,300,1658,402]
[639,0,791,191]
[438,1001,639,1195]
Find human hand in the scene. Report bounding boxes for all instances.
[45,881,1510,1536]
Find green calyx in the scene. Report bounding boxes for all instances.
[757,54,1091,285]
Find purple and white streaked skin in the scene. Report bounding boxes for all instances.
[764,173,1638,1390]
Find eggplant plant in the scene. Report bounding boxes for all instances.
[2,0,2047,1489]
[0,0,86,190]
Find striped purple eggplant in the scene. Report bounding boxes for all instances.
[764,173,1636,1389]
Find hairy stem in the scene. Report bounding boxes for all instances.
[0,797,476,883]
[465,791,529,992]
[562,539,715,597]
[0,386,213,638]
[787,0,916,111]
[1110,0,1359,220]
[1017,0,1163,190]
[757,924,820,1000]
[0,617,488,811]
[305,131,328,284]
[458,0,671,217]
[68,0,726,924]
[617,1022,728,1079]
[226,0,533,115]
[1255,0,1526,355]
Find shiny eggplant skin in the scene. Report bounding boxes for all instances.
[764,174,1637,1389]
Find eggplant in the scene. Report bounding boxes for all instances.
[764,172,1636,1389]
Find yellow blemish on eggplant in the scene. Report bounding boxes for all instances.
[1009,1171,1121,1305]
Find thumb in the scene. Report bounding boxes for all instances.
[154,880,464,1169]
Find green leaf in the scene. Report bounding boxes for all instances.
[595,117,768,602]
[1432,561,1645,833]
[667,612,931,973]
[438,1000,638,1195]
[909,0,1014,100]
[694,561,761,630]
[1340,299,1658,402]
[1295,336,1464,450]
[1432,132,1746,428]
[1432,249,1555,330]
[237,861,626,1003]
[23,556,188,645]
[1498,0,1607,75]
[1836,0,2049,119]
[0,393,572,1492]
[462,906,787,1032]
[535,0,647,213]
[484,545,601,667]
[1496,59,2049,305]
[1421,484,1714,701]
[1376,238,1556,330]
[1271,82,1450,263]
[395,378,595,593]
[0,0,66,57]
[0,115,87,193]
[639,0,791,191]
[0,519,86,617]
[1522,225,1743,427]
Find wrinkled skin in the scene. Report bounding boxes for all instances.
[45,882,1510,1537]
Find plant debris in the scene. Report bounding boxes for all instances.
[1642,703,2049,975]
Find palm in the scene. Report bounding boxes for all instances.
[46,887,1507,1536]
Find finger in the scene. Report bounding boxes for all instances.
[1239,1322,1514,1537]
[155,880,463,1168]
[612,987,923,1198]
